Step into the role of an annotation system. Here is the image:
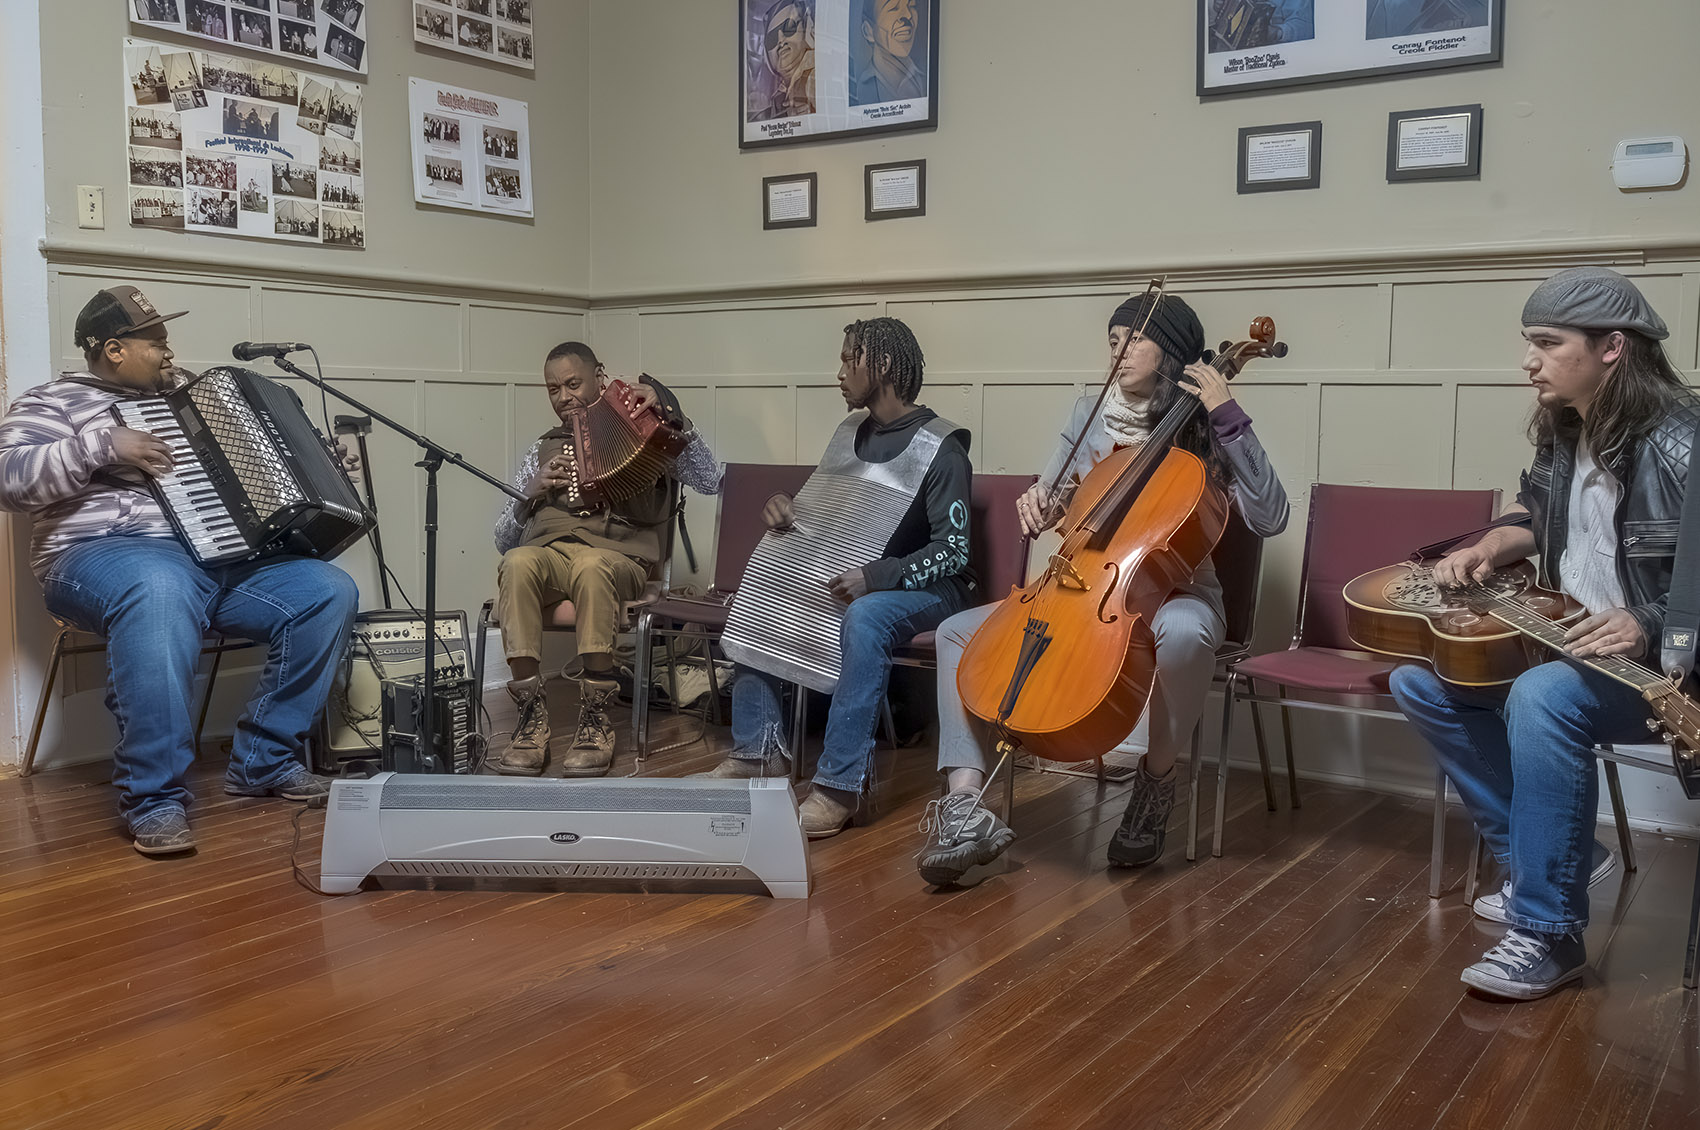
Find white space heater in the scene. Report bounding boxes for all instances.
[320,773,809,898]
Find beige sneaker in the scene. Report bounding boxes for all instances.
[560,677,619,777]
[497,677,550,776]
[799,786,856,839]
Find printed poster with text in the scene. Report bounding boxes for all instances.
[125,37,366,248]
[408,78,533,218]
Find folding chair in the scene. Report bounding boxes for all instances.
[20,625,255,777]
[630,463,815,763]
[1217,483,1504,881]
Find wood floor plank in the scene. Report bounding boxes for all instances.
[3,691,1696,1130]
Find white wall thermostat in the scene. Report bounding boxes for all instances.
[1610,136,1687,190]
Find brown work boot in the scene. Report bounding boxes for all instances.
[560,676,619,777]
[497,677,549,776]
[697,748,790,779]
[799,785,857,839]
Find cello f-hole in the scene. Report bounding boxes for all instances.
[1097,562,1122,624]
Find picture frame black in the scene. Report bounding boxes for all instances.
[1386,103,1483,182]
[739,0,941,151]
[863,158,926,221]
[1198,1,1503,98]
[1236,120,1322,194]
[762,172,818,229]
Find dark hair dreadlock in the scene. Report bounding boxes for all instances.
[844,317,924,402]
[545,340,600,369]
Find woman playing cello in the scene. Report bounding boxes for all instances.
[918,292,1292,885]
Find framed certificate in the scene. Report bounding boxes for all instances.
[1387,103,1483,181]
[1237,121,1322,194]
[762,172,818,229]
[864,159,925,220]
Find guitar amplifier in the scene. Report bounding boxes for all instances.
[320,610,473,770]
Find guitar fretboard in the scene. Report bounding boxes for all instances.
[1480,592,1664,693]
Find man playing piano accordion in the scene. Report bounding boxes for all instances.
[0,286,359,856]
[492,342,720,778]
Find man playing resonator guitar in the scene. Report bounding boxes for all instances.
[1388,268,1699,1001]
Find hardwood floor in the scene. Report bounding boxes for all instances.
[2,683,1696,1130]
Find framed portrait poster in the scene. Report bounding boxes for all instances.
[1198,1,1502,97]
[740,0,939,150]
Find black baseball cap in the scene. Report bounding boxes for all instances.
[73,285,188,351]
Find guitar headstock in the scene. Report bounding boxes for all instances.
[1202,317,1291,382]
[1644,682,1700,775]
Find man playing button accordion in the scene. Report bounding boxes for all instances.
[491,342,720,778]
[0,286,359,856]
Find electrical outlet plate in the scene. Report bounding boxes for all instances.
[77,186,105,229]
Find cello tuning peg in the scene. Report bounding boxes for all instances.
[1200,348,1216,364]
[1272,342,1290,358]
[1218,340,1232,353]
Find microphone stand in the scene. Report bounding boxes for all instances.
[268,354,525,772]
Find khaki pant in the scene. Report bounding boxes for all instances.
[496,542,647,662]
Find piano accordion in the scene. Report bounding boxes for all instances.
[110,365,372,566]
[543,378,689,512]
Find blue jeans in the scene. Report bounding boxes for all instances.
[41,536,359,827]
[1388,659,1654,933]
[730,583,967,792]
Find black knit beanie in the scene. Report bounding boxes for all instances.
[1108,293,1205,369]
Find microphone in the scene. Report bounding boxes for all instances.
[232,341,310,361]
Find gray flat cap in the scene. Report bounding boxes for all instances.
[1521,267,1669,340]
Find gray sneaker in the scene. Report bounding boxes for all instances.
[1461,927,1587,1000]
[131,806,197,856]
[225,762,331,801]
[1472,839,1618,924]
[917,790,1016,887]
[1107,764,1176,868]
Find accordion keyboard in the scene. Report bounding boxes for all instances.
[112,398,251,561]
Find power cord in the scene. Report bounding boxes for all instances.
[290,799,358,897]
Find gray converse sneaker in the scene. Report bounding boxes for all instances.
[1461,927,1587,1000]
[1107,764,1176,868]
[130,806,197,856]
[1472,839,1618,924]
[916,790,1016,887]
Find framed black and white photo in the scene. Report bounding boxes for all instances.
[762,172,818,229]
[1387,103,1482,181]
[864,159,924,220]
[740,0,939,150]
[1237,121,1322,193]
[1198,1,1502,97]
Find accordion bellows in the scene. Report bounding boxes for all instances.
[545,378,688,510]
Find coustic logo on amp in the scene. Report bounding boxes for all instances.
[549,832,581,844]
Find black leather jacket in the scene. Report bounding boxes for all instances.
[1516,396,1700,656]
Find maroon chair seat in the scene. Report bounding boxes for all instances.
[1214,483,1504,883]
[891,629,938,662]
[1231,647,1399,696]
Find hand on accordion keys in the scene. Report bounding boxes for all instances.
[110,427,176,478]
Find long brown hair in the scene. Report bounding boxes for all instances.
[1528,331,1694,465]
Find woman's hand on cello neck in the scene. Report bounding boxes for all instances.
[1017,482,1062,539]
[1178,361,1234,412]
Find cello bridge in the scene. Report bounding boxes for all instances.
[1048,555,1090,592]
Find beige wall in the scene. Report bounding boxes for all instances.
[39,0,590,297]
[587,0,1700,299]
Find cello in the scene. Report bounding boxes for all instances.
[956,304,1289,772]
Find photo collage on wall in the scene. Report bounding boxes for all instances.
[125,36,366,247]
[413,0,534,70]
[408,78,532,218]
[131,0,369,75]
